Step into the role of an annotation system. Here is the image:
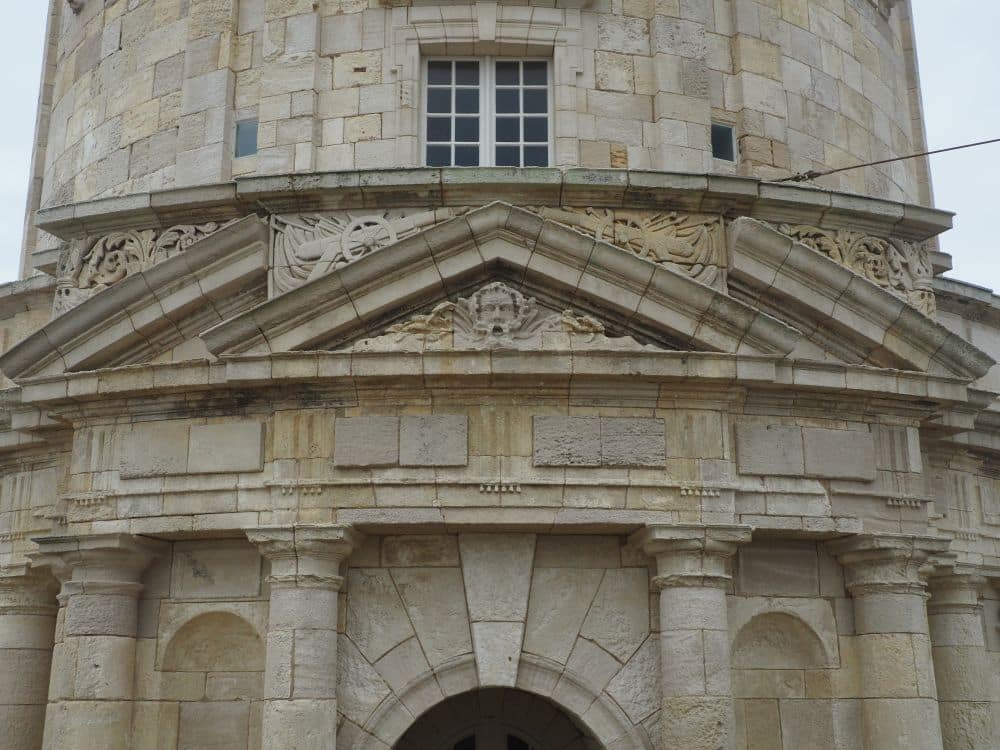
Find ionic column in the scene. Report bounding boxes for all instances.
[631,524,752,750]
[248,525,362,750]
[30,533,167,750]
[927,567,993,750]
[828,534,950,750]
[0,565,58,750]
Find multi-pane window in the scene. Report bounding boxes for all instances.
[424,59,551,168]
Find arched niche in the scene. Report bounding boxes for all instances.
[160,612,266,750]
[731,611,837,749]
[162,611,265,672]
[732,612,827,670]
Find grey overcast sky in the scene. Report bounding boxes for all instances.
[0,2,997,289]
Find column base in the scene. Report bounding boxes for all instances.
[661,695,734,750]
[262,699,338,750]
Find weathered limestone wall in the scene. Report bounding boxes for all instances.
[36,0,927,218]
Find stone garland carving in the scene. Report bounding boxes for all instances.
[533,207,726,288]
[776,224,936,316]
[271,208,469,294]
[53,221,236,317]
[352,281,650,352]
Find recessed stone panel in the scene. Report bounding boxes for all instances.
[533,416,602,466]
[187,422,264,474]
[333,417,399,467]
[171,540,262,600]
[399,415,468,467]
[120,423,190,478]
[601,418,666,467]
[736,424,804,476]
[803,428,876,480]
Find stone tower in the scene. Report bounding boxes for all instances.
[0,0,998,749]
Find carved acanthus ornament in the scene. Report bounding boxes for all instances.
[776,224,936,316]
[271,208,469,294]
[351,281,650,352]
[53,221,236,317]
[533,208,726,288]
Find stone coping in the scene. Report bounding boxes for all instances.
[33,168,953,244]
[0,274,55,320]
[8,350,973,410]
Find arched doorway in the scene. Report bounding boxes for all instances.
[395,687,601,750]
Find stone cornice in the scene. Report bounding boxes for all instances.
[32,169,952,252]
[6,351,974,414]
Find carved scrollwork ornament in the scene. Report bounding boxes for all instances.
[776,224,936,316]
[53,221,237,317]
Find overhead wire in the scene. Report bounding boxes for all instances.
[771,136,1000,183]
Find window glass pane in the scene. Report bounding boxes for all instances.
[455,88,479,113]
[496,117,520,142]
[427,89,451,113]
[523,146,548,167]
[495,146,519,167]
[426,145,451,166]
[455,117,479,142]
[496,89,519,114]
[522,89,547,114]
[711,123,736,161]
[428,60,452,84]
[454,146,479,166]
[523,118,547,142]
[427,118,451,142]
[496,61,519,85]
[523,61,547,85]
[455,61,479,85]
[235,119,258,158]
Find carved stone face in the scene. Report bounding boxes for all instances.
[475,287,519,335]
[67,0,85,14]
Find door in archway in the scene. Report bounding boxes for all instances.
[450,731,536,750]
[395,687,598,750]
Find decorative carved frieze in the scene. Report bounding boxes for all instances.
[534,207,726,288]
[352,281,650,352]
[776,224,936,316]
[53,221,236,317]
[270,208,470,294]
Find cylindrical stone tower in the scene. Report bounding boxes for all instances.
[0,1,998,750]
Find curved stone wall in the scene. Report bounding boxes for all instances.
[36,0,929,214]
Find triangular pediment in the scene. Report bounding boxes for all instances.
[728,218,994,379]
[0,216,269,380]
[202,203,801,357]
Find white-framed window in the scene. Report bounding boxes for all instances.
[423,58,552,168]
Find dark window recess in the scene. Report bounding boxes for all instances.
[453,737,476,750]
[711,123,736,161]
[235,119,259,158]
[508,736,531,750]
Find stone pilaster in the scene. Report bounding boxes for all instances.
[247,524,362,750]
[927,567,993,750]
[828,534,950,750]
[29,533,167,750]
[0,565,58,750]
[630,524,752,750]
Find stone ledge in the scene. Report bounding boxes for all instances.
[33,169,953,247]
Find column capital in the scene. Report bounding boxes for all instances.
[27,533,169,603]
[927,562,989,614]
[629,524,752,589]
[827,533,950,597]
[247,524,363,590]
[0,563,59,616]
